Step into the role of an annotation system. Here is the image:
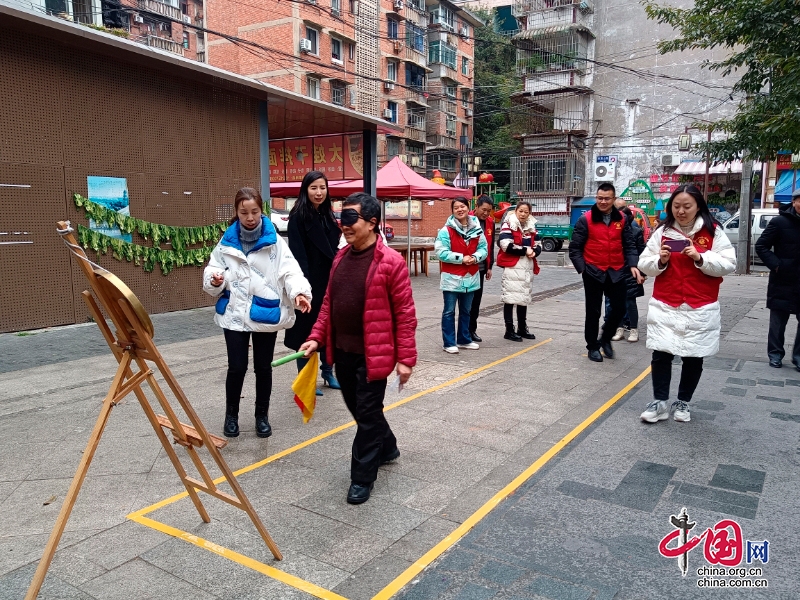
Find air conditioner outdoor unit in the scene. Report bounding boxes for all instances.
[182,15,191,23]
[394,0,403,10]
[393,40,402,52]
[661,153,683,167]
[465,108,473,117]
[384,81,395,91]
[460,27,468,38]
[133,14,144,23]
[299,39,313,53]
[594,155,617,181]
[383,108,394,118]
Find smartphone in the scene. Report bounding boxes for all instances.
[663,238,691,252]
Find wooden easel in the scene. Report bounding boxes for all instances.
[25,221,282,599]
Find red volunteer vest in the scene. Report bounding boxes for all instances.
[440,227,480,276]
[496,229,540,274]
[583,216,626,271]
[653,227,722,308]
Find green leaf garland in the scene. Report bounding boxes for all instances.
[73,194,228,275]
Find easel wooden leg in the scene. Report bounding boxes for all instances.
[25,353,132,600]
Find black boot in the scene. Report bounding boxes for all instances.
[517,323,536,340]
[223,414,239,438]
[255,415,272,438]
[504,323,522,342]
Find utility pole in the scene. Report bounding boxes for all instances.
[736,159,753,275]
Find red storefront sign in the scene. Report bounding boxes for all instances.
[269,141,286,182]
[313,135,345,178]
[344,134,364,179]
[777,154,793,170]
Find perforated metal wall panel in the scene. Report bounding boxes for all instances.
[0,24,261,332]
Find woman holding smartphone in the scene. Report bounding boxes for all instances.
[637,185,736,424]
[204,188,312,438]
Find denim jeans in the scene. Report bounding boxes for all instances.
[442,291,474,347]
[604,295,639,329]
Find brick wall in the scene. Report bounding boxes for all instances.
[386,199,452,238]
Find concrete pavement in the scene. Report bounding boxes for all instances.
[1,264,794,599]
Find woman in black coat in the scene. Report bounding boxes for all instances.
[283,171,342,392]
[755,197,800,369]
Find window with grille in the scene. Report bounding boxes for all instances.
[183,31,190,49]
[429,4,454,30]
[445,84,456,98]
[388,101,398,123]
[405,23,425,52]
[387,61,398,82]
[446,115,456,136]
[429,41,457,69]
[388,19,399,39]
[387,138,401,158]
[348,43,355,60]
[332,84,346,106]
[307,77,320,100]
[331,0,341,15]
[462,56,469,75]
[461,89,470,108]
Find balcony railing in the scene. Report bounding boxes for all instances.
[427,134,457,149]
[146,35,184,55]
[430,98,457,114]
[429,63,461,82]
[139,0,182,21]
[404,127,427,143]
[405,85,429,105]
[404,45,427,67]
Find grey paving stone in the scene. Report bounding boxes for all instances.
[692,400,725,411]
[435,548,479,573]
[757,378,785,387]
[527,575,591,600]
[785,379,800,387]
[770,412,800,423]
[703,357,739,371]
[720,387,747,397]
[332,553,413,600]
[756,394,791,403]
[725,378,757,387]
[671,482,759,520]
[399,573,452,599]
[709,464,766,494]
[478,559,525,586]
[79,558,217,600]
[0,563,95,600]
[453,582,497,600]
[557,461,676,512]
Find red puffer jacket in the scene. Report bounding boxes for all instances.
[308,237,418,380]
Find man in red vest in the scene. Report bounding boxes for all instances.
[469,195,496,342]
[570,183,643,362]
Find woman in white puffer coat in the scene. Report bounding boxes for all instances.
[497,202,541,342]
[203,188,312,439]
[637,185,736,425]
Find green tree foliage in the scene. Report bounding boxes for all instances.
[643,0,800,161]
[473,9,521,184]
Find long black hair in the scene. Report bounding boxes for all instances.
[289,171,337,225]
[660,184,716,233]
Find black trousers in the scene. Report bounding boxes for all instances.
[223,329,277,417]
[582,272,627,350]
[469,271,486,334]
[334,350,396,484]
[768,309,800,366]
[503,303,527,327]
[651,350,704,402]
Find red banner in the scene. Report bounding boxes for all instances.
[777,154,793,170]
[344,134,364,179]
[269,141,286,182]
[284,138,314,182]
[313,136,345,179]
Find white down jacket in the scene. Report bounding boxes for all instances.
[499,213,539,305]
[638,219,736,357]
[203,217,312,333]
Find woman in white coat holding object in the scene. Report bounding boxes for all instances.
[637,185,736,424]
[204,188,312,439]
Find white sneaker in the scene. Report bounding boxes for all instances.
[611,327,625,341]
[457,342,480,350]
[671,400,691,422]
[443,346,459,354]
[627,328,639,343]
[640,400,668,423]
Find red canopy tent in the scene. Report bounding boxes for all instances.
[269,156,471,261]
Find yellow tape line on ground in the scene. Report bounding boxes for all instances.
[371,364,652,600]
[128,338,553,520]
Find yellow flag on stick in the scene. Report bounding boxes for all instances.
[292,352,318,423]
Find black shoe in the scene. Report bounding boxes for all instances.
[381,448,400,464]
[470,332,482,343]
[794,361,800,372]
[223,414,239,438]
[588,349,603,362]
[347,482,374,504]
[504,324,522,342]
[517,325,536,340]
[599,340,614,359]
[769,359,782,368]
[255,415,272,438]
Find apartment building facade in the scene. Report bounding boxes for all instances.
[32,0,206,60]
